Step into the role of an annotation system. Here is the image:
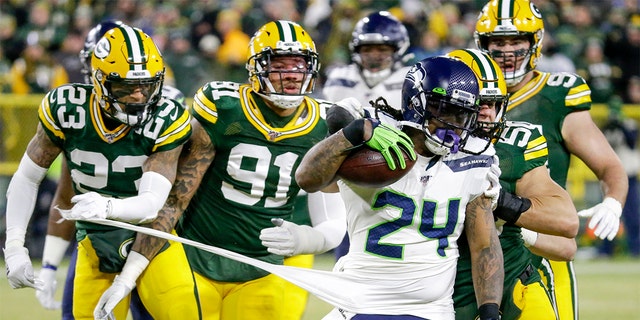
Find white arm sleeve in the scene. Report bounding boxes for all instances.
[307,191,347,251]
[5,154,48,248]
[108,171,172,224]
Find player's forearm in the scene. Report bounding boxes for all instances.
[599,163,629,206]
[296,133,352,192]
[467,196,504,306]
[517,193,578,238]
[527,233,576,261]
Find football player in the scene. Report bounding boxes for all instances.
[474,1,628,319]
[448,48,579,320]
[296,56,503,320]
[34,20,191,320]
[2,25,200,319]
[322,10,413,261]
[94,20,346,319]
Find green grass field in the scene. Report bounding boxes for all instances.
[1,254,638,319]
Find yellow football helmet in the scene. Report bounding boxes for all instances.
[446,49,508,151]
[91,25,165,127]
[246,20,320,109]
[474,0,544,86]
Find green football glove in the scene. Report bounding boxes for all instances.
[342,118,417,170]
[365,121,416,170]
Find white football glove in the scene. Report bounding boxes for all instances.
[578,197,623,241]
[260,218,327,256]
[58,192,111,221]
[94,276,134,320]
[334,97,365,119]
[484,156,502,211]
[35,268,61,309]
[3,246,42,289]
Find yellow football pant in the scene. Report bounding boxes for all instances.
[283,254,314,320]
[538,260,577,320]
[194,270,286,320]
[73,234,201,320]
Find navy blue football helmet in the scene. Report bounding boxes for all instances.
[350,11,410,86]
[400,56,481,155]
[79,20,123,84]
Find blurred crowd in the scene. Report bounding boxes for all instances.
[0,0,639,103]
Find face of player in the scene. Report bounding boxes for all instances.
[266,55,309,95]
[477,100,498,123]
[358,44,395,72]
[486,35,531,76]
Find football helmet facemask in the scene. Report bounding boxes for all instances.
[400,56,480,156]
[79,20,123,84]
[91,25,165,127]
[446,48,508,153]
[475,0,544,86]
[350,11,410,87]
[246,20,320,109]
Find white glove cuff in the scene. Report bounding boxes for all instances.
[110,171,172,224]
[118,251,150,288]
[521,228,538,248]
[6,154,49,247]
[294,225,328,255]
[602,197,623,218]
[42,235,71,268]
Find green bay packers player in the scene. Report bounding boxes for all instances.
[2,25,200,320]
[474,1,628,319]
[97,20,346,320]
[448,49,579,320]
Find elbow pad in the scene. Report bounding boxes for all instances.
[110,171,172,224]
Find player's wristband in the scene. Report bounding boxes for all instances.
[478,303,500,320]
[341,118,366,146]
[494,189,531,224]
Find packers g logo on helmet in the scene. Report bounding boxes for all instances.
[91,25,165,127]
[446,49,509,153]
[246,20,320,109]
[474,0,544,86]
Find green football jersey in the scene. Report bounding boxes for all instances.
[505,71,591,188]
[177,82,329,282]
[454,120,549,316]
[38,83,192,271]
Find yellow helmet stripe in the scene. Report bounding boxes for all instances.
[467,50,499,91]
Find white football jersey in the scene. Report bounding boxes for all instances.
[322,64,411,118]
[330,138,495,319]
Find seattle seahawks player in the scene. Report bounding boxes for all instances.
[475,1,627,318]
[93,20,346,319]
[34,20,191,320]
[297,56,503,320]
[2,24,200,319]
[323,10,412,260]
[448,48,578,320]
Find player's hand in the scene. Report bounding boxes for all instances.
[58,192,111,221]
[94,276,134,320]
[365,120,416,170]
[3,246,42,289]
[260,218,305,256]
[578,197,622,241]
[484,156,501,211]
[35,268,61,309]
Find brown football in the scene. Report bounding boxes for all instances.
[337,146,416,188]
